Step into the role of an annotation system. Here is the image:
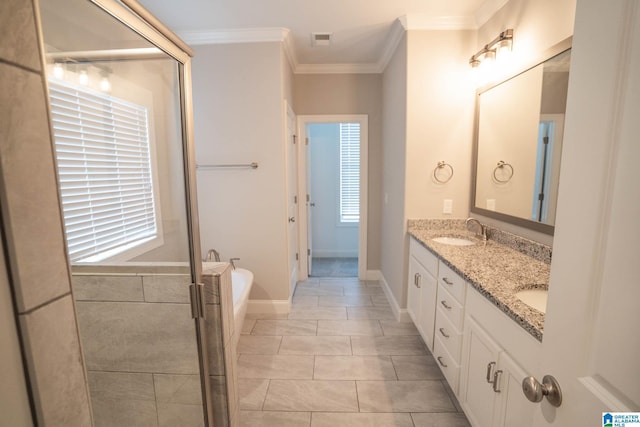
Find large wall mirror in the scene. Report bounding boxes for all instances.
[471,37,572,235]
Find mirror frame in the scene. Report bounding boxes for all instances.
[470,36,573,236]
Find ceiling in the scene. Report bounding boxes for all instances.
[136,0,508,72]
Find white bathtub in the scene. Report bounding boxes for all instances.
[231,268,253,335]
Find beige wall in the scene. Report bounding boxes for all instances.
[381,30,476,310]
[192,42,291,301]
[380,33,408,306]
[294,73,383,270]
[0,0,92,424]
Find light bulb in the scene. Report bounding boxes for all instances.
[53,63,64,79]
[100,77,111,92]
[79,70,89,85]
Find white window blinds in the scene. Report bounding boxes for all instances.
[48,80,158,262]
[339,123,360,223]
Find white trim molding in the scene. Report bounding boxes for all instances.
[378,271,411,322]
[179,27,290,45]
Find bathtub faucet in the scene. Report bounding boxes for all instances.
[205,249,221,262]
[230,258,240,270]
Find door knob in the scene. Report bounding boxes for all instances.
[522,375,562,407]
[288,217,295,223]
[310,202,316,207]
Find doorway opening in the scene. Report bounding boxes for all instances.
[297,115,368,280]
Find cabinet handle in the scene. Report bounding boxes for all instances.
[415,273,421,288]
[492,370,503,393]
[440,300,452,310]
[486,361,496,383]
[437,356,448,368]
[439,327,450,338]
[442,277,453,286]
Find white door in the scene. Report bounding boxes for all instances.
[531,1,640,425]
[285,102,299,295]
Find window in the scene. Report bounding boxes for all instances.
[48,80,159,262]
[339,123,360,223]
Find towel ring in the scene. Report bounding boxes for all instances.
[433,161,454,184]
[493,161,514,183]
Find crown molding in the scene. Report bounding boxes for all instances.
[178,10,487,75]
[178,27,290,45]
[295,63,382,75]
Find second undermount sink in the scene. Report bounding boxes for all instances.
[516,289,548,313]
[431,236,476,246]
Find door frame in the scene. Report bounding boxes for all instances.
[297,115,368,280]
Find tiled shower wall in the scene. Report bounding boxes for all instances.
[72,264,239,427]
[0,0,93,424]
[72,268,203,426]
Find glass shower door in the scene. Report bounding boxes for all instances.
[38,0,209,425]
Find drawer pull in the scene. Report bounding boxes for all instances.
[440,300,452,310]
[442,277,454,286]
[492,370,503,393]
[486,361,496,383]
[437,356,448,368]
[439,327,450,338]
[414,273,421,288]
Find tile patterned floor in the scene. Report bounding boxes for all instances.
[237,277,472,427]
[310,258,358,277]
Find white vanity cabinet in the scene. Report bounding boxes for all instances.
[460,287,540,427]
[432,261,467,394]
[407,238,438,351]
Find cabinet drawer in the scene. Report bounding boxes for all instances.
[435,308,463,361]
[434,336,460,395]
[437,285,464,331]
[410,238,438,276]
[438,262,466,304]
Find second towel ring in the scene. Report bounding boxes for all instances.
[433,161,454,184]
[493,161,514,183]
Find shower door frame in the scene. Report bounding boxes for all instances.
[74,0,212,424]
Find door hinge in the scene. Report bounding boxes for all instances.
[307,249,311,256]
[305,137,309,146]
[306,194,310,202]
[295,253,299,260]
[294,195,298,204]
[293,134,297,144]
[189,283,206,319]
[543,136,549,145]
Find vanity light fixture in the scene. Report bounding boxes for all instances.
[79,69,89,85]
[469,29,513,68]
[99,68,112,92]
[53,62,64,79]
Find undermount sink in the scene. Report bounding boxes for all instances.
[515,289,548,313]
[431,236,476,246]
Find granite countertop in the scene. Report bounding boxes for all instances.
[408,219,551,342]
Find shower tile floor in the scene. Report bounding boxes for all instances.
[237,277,472,427]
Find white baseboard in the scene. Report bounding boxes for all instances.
[365,269,380,281]
[247,300,290,315]
[377,271,411,322]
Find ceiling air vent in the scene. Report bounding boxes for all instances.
[311,32,332,47]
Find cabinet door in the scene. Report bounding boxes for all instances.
[417,268,437,351]
[494,352,534,427]
[407,256,422,325]
[461,317,501,427]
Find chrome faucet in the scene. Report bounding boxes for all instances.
[229,258,240,270]
[205,249,221,262]
[466,217,487,241]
